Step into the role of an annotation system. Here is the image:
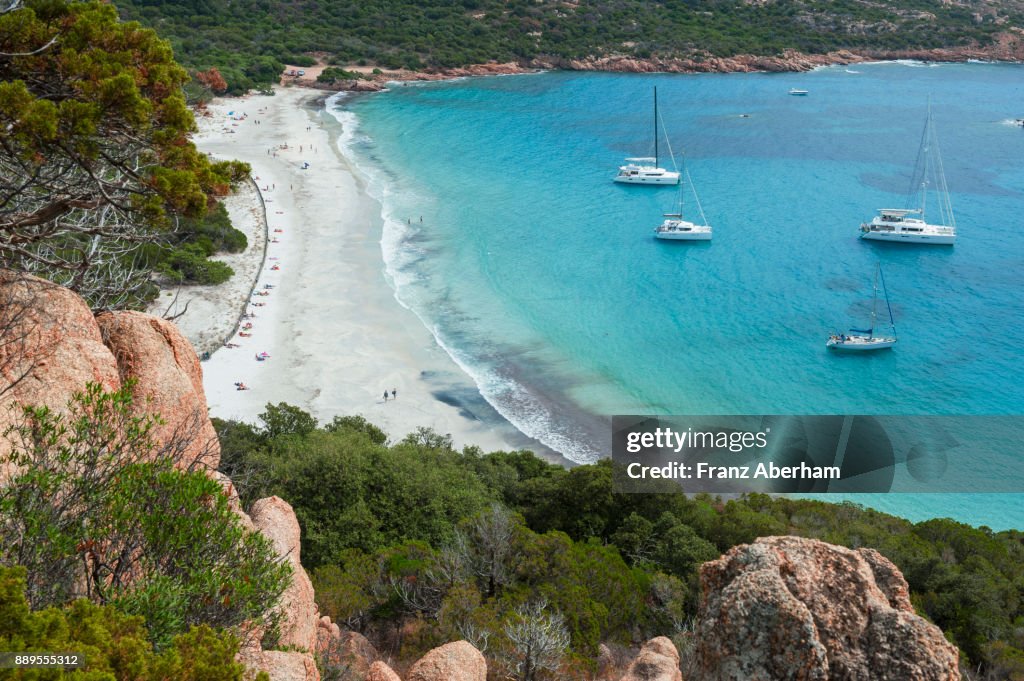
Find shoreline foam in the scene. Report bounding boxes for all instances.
[326,91,608,463]
[188,86,555,459]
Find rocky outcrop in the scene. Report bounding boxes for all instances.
[235,495,322,681]
[249,496,319,653]
[406,641,487,681]
[336,32,1024,89]
[96,310,219,469]
[693,536,960,681]
[253,651,320,681]
[239,498,375,681]
[0,272,217,475]
[619,637,682,681]
[316,626,378,678]
[366,661,402,681]
[0,273,120,463]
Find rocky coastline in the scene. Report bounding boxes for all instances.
[309,31,1024,92]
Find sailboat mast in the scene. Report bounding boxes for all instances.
[870,265,879,334]
[921,104,931,218]
[654,87,659,168]
[879,264,897,337]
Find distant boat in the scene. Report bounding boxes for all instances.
[789,88,809,96]
[827,263,897,352]
[614,87,680,185]
[1015,118,1024,127]
[860,103,956,245]
[654,160,711,241]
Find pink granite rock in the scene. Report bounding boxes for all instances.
[366,661,402,681]
[407,640,486,681]
[694,536,960,681]
[619,637,682,681]
[250,496,319,653]
[96,310,219,470]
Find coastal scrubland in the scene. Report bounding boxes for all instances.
[217,405,1024,678]
[113,0,1024,92]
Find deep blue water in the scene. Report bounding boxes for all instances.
[333,62,1024,529]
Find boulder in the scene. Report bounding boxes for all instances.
[366,661,402,681]
[407,640,486,681]
[250,496,319,653]
[693,536,960,681]
[96,310,219,469]
[0,272,120,474]
[253,650,319,681]
[619,637,682,681]
[317,627,377,678]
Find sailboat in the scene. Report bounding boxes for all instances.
[614,87,680,185]
[654,161,711,241]
[860,104,956,245]
[827,263,897,352]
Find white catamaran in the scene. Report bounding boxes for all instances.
[654,161,711,241]
[827,263,897,352]
[860,105,956,245]
[614,87,680,185]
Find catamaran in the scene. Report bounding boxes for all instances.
[827,264,897,352]
[654,162,711,241]
[614,87,680,185]
[860,105,956,245]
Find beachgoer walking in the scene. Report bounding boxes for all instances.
[383,390,388,402]
[391,388,397,399]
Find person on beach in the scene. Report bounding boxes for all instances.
[383,390,388,402]
[392,388,397,399]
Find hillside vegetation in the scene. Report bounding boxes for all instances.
[114,0,1024,92]
[217,406,1024,679]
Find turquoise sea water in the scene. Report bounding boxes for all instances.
[332,62,1024,529]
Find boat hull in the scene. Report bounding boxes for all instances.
[826,337,896,352]
[655,229,711,241]
[860,231,955,245]
[615,173,680,185]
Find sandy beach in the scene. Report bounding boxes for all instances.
[182,85,542,454]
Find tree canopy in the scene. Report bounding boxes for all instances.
[0,0,248,308]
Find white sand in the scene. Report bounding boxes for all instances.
[188,86,535,453]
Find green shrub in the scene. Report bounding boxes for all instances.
[158,244,234,285]
[0,384,291,649]
[0,566,269,680]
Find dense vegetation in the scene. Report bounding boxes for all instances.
[0,385,291,652]
[113,0,1024,92]
[150,201,247,287]
[0,0,249,309]
[218,406,1024,679]
[0,566,267,681]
